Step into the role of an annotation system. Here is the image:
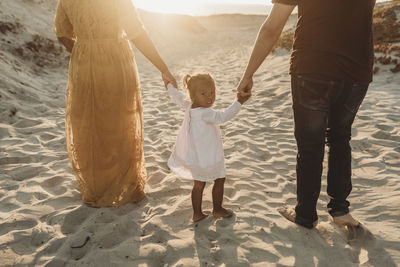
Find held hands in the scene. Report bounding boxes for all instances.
[236,75,253,104]
[162,71,177,89]
[237,91,251,104]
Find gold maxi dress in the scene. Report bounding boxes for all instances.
[54,0,146,207]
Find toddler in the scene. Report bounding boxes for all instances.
[165,73,250,222]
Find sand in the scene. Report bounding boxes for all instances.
[1,0,399,266]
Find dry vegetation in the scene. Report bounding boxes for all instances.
[372,0,400,73]
[0,20,23,35]
[0,21,67,73]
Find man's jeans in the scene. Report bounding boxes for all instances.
[291,74,368,226]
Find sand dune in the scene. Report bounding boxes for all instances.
[1,0,399,266]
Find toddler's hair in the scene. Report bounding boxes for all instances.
[183,73,215,102]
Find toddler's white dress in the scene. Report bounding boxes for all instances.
[167,84,241,182]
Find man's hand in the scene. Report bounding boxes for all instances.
[162,72,177,89]
[236,3,294,99]
[237,75,253,97]
[237,90,252,105]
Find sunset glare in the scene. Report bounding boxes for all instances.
[133,0,202,15]
[132,0,272,15]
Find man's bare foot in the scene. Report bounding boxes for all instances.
[278,206,296,223]
[332,213,360,227]
[193,213,208,222]
[278,206,318,229]
[212,208,233,218]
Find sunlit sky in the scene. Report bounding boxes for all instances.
[133,0,390,15]
[133,0,273,15]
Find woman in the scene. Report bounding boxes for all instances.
[54,0,177,207]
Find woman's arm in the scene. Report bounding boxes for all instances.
[131,32,177,88]
[237,3,295,94]
[57,37,75,53]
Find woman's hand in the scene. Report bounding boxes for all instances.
[162,71,177,89]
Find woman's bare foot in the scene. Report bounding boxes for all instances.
[193,212,208,222]
[212,208,233,218]
[332,213,360,227]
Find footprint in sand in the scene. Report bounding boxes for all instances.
[8,165,47,181]
[147,171,166,186]
[61,207,94,234]
[39,132,57,141]
[30,227,53,247]
[40,176,67,195]
[13,118,41,128]
[0,126,11,139]
[372,130,400,142]
[0,217,38,236]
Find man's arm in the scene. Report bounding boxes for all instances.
[238,3,295,94]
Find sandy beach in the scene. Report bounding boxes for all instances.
[1,0,399,266]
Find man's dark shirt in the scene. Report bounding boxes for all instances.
[272,0,375,84]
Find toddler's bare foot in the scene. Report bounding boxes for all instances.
[333,213,360,227]
[193,213,208,222]
[212,208,233,218]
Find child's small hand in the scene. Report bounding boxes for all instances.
[237,90,251,104]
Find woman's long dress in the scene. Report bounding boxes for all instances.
[54,0,146,207]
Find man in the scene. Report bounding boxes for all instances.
[237,0,375,229]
